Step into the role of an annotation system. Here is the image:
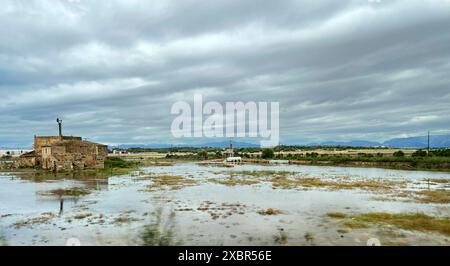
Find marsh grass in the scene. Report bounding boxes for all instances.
[330,212,450,236]
[13,213,55,229]
[343,220,369,229]
[140,209,180,246]
[240,170,295,177]
[271,176,404,191]
[38,187,91,197]
[427,179,450,184]
[327,212,348,219]
[214,170,295,178]
[413,189,450,204]
[211,178,260,186]
[354,213,450,236]
[113,214,140,224]
[145,175,197,191]
[141,160,174,167]
[257,208,283,216]
[73,212,92,220]
[304,232,314,242]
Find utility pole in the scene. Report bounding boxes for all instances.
[427,131,430,156]
[229,139,234,157]
[56,118,63,137]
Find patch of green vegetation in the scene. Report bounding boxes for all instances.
[413,190,450,204]
[330,212,450,236]
[140,209,180,246]
[304,232,314,242]
[145,175,197,191]
[343,220,369,229]
[327,212,348,219]
[73,212,92,220]
[237,170,295,177]
[105,157,139,168]
[257,208,283,216]
[270,176,404,191]
[211,178,259,186]
[337,229,349,234]
[354,212,450,236]
[141,160,174,167]
[393,151,405,157]
[261,149,275,159]
[286,153,450,172]
[427,179,450,184]
[113,214,140,224]
[102,157,141,175]
[13,213,55,229]
[38,187,91,197]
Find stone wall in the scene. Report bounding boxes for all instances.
[41,139,108,171]
[34,136,82,165]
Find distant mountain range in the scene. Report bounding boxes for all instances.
[311,135,450,148]
[114,141,260,149]
[311,140,381,147]
[382,135,450,148]
[110,135,450,149]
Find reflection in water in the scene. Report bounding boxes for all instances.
[59,198,64,216]
[140,208,179,246]
[1,163,450,246]
[0,233,6,246]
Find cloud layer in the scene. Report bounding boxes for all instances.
[1,0,450,147]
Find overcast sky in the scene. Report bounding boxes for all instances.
[1,0,450,147]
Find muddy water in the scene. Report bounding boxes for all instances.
[0,163,449,246]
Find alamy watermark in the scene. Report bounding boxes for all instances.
[171,94,279,147]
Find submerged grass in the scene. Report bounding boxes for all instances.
[239,170,295,177]
[413,190,450,204]
[145,175,197,191]
[427,179,450,184]
[354,213,450,236]
[327,212,348,219]
[13,213,55,229]
[38,187,91,197]
[140,209,180,246]
[271,176,404,191]
[257,208,283,216]
[211,178,259,186]
[214,170,295,178]
[329,212,450,236]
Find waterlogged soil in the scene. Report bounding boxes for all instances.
[0,163,449,246]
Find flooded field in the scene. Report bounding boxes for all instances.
[0,163,449,246]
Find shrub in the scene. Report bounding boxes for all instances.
[393,151,405,157]
[412,150,428,157]
[261,149,275,159]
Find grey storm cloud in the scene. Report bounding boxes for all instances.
[1,0,450,147]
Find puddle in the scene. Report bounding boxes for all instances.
[0,163,449,246]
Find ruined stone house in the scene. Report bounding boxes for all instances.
[17,120,108,171]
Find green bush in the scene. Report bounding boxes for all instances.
[105,157,138,168]
[412,150,428,157]
[393,151,405,157]
[261,149,275,159]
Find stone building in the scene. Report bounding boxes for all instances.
[17,119,108,171]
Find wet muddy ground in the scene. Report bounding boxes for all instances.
[0,163,449,246]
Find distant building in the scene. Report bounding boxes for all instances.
[0,149,32,156]
[17,119,108,171]
[112,149,129,155]
[225,157,242,163]
[224,140,242,164]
